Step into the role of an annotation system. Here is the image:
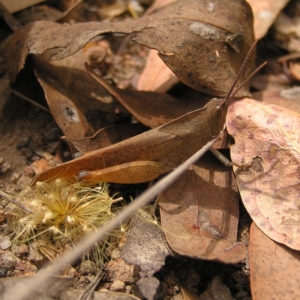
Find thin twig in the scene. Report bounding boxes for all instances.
[12,90,51,114]
[10,136,218,300]
[77,270,103,300]
[0,190,33,214]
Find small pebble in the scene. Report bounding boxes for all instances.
[106,258,140,284]
[45,128,60,142]
[24,261,37,275]
[0,235,12,250]
[28,243,44,264]
[111,248,121,260]
[0,162,11,173]
[173,295,184,300]
[0,157,4,164]
[10,172,21,183]
[235,290,250,300]
[16,136,30,149]
[15,262,26,271]
[110,279,125,292]
[0,266,8,277]
[0,210,6,224]
[79,260,97,275]
[1,251,18,268]
[16,244,29,257]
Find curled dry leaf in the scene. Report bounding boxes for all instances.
[34,57,114,140]
[249,223,300,300]
[227,98,300,250]
[158,153,245,263]
[0,0,254,97]
[86,65,206,128]
[133,0,255,97]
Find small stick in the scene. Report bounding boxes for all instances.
[0,190,33,214]
[12,90,51,114]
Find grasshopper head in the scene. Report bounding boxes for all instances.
[204,98,228,137]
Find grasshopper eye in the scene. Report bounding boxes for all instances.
[214,105,223,121]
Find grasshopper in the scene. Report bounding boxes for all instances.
[31,42,265,185]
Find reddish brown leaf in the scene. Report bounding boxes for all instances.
[227,98,300,250]
[158,152,245,263]
[249,222,300,300]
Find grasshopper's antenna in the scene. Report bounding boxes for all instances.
[224,40,265,105]
[230,60,267,100]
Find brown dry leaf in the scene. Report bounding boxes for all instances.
[137,49,179,93]
[0,20,138,86]
[31,159,51,174]
[0,0,254,97]
[15,0,82,24]
[249,223,300,300]
[144,0,177,16]
[133,0,255,97]
[227,98,300,250]
[246,0,289,39]
[65,123,147,153]
[0,0,45,13]
[33,56,114,140]
[87,65,206,128]
[158,152,245,263]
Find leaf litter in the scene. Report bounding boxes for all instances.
[1,0,300,299]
